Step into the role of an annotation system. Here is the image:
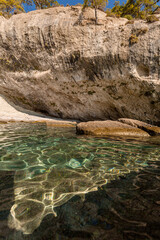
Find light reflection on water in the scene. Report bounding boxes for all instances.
[0,123,159,235]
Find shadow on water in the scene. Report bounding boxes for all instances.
[0,171,15,239]
[21,165,160,240]
[0,123,159,240]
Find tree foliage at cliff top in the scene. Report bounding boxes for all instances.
[0,0,159,18]
[0,0,59,17]
[83,0,108,9]
[83,0,108,24]
[31,0,59,9]
[0,0,24,17]
[112,0,160,19]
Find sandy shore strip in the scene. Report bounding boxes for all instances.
[0,95,77,127]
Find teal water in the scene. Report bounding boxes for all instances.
[0,123,159,239]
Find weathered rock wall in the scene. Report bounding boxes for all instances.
[0,6,160,123]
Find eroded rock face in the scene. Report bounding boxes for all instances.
[0,6,160,123]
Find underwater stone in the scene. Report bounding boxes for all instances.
[68,158,82,168]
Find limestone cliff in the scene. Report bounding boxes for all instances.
[0,6,160,124]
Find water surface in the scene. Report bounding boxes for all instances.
[0,123,159,239]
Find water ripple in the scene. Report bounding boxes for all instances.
[0,123,159,235]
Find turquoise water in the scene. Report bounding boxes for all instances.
[0,123,159,239]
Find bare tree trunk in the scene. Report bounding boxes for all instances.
[78,10,84,24]
[95,6,98,24]
[74,9,84,26]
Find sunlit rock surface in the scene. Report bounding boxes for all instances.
[0,6,160,122]
[76,120,150,137]
[118,118,160,136]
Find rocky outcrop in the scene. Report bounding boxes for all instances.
[118,118,160,136]
[76,119,160,137]
[76,120,150,137]
[0,6,160,123]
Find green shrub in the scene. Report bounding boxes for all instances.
[106,10,117,18]
[146,15,159,23]
[88,90,96,95]
[129,34,138,45]
[124,14,133,20]
[125,19,135,25]
[133,27,148,36]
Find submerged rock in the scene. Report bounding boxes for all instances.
[76,120,150,137]
[0,7,160,123]
[67,158,82,169]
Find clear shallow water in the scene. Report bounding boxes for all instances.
[0,123,160,239]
